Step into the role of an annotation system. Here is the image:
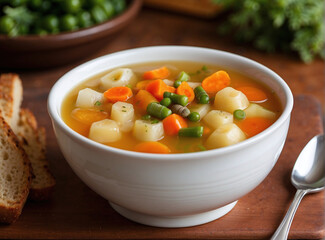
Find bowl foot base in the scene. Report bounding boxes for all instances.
[109,201,237,228]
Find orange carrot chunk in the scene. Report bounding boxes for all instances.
[236,86,268,102]
[176,81,195,102]
[146,79,175,100]
[104,86,133,103]
[71,108,108,125]
[143,66,170,80]
[134,89,158,113]
[238,117,274,137]
[135,80,153,90]
[202,70,231,95]
[162,113,188,135]
[134,142,171,154]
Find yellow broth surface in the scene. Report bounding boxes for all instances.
[61,61,282,153]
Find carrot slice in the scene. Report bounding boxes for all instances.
[71,108,108,125]
[143,66,170,80]
[134,142,171,154]
[134,89,158,113]
[176,81,195,102]
[237,117,274,137]
[162,114,188,135]
[202,70,231,95]
[104,86,133,103]
[135,80,153,90]
[236,86,268,102]
[145,79,175,100]
[203,126,211,136]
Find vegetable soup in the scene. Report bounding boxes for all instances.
[61,61,282,154]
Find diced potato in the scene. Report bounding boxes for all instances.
[75,88,103,108]
[187,82,201,89]
[89,119,121,143]
[188,104,210,120]
[244,103,276,119]
[133,120,164,142]
[163,79,174,86]
[111,102,134,132]
[100,68,137,90]
[203,110,233,129]
[214,87,249,113]
[206,123,246,149]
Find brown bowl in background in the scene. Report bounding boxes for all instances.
[0,0,142,69]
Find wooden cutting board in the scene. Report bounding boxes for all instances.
[0,95,324,239]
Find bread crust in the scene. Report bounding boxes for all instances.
[0,117,32,224]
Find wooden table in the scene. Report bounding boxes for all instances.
[1,6,324,240]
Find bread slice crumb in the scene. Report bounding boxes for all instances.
[0,116,32,224]
[16,109,55,201]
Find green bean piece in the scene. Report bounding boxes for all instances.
[178,126,204,138]
[177,71,190,82]
[163,91,172,98]
[170,93,188,106]
[141,114,151,120]
[194,86,209,104]
[174,80,181,88]
[147,102,172,119]
[233,109,246,120]
[188,112,200,122]
[160,97,172,107]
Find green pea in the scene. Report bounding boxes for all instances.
[77,11,93,28]
[178,126,204,138]
[141,114,151,120]
[111,0,126,14]
[170,93,188,106]
[60,14,78,31]
[100,0,115,18]
[0,16,15,34]
[188,112,200,122]
[91,5,108,23]
[174,80,181,88]
[160,98,172,107]
[43,15,59,32]
[177,71,190,82]
[194,86,209,104]
[233,109,246,120]
[61,0,82,13]
[163,91,172,98]
[147,102,172,119]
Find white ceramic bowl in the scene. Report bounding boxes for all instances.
[48,46,293,228]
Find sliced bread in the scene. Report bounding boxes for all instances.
[16,109,55,201]
[0,74,23,133]
[0,116,32,224]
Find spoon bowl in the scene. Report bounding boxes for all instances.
[292,134,325,192]
[271,134,325,240]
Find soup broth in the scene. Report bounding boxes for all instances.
[61,61,282,154]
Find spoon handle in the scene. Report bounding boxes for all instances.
[271,189,307,240]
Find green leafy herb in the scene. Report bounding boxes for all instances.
[213,0,325,62]
[201,65,208,72]
[197,144,206,151]
[151,119,159,124]
[94,101,102,106]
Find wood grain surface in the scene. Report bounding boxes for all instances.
[0,7,324,240]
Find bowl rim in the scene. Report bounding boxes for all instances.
[48,46,294,160]
[0,0,142,42]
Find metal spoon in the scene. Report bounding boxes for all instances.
[271,134,325,240]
